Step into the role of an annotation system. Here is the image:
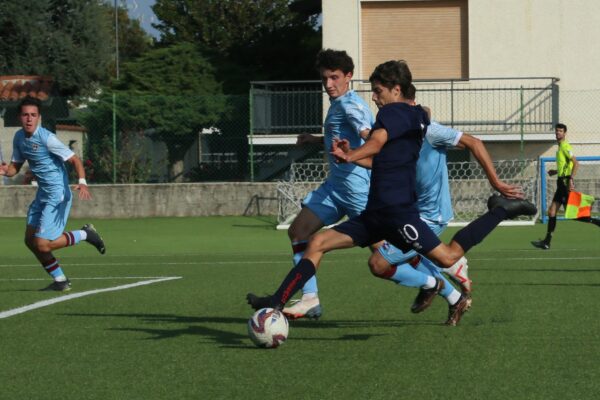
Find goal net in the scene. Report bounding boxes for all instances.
[539,156,600,222]
[276,159,540,229]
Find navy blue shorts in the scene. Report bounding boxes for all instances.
[333,207,442,255]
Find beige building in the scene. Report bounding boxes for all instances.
[323,0,600,159]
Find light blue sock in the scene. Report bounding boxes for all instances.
[417,258,455,298]
[389,263,430,287]
[63,230,86,246]
[291,240,318,295]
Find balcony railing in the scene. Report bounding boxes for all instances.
[250,77,559,139]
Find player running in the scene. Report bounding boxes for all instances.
[282,49,373,319]
[0,96,106,291]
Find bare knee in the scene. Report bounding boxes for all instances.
[368,252,392,277]
[31,238,51,254]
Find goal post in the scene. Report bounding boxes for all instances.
[276,159,540,230]
[539,156,600,223]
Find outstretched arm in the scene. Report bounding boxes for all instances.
[332,139,373,168]
[67,155,92,200]
[457,134,524,199]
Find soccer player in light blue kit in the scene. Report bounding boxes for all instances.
[0,96,106,291]
[283,49,373,319]
[365,86,524,325]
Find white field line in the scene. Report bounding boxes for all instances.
[1,256,600,269]
[0,276,177,281]
[0,276,181,320]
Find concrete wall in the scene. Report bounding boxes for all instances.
[0,183,279,218]
[323,0,600,157]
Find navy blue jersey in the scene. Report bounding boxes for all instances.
[367,103,429,210]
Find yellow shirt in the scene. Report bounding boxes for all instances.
[556,140,574,177]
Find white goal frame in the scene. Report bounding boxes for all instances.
[276,159,540,230]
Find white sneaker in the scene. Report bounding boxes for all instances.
[445,256,472,293]
[282,296,322,320]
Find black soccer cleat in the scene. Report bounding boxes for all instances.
[445,293,471,326]
[246,293,281,311]
[82,224,106,254]
[411,278,445,314]
[487,195,537,219]
[40,279,71,292]
[531,239,550,250]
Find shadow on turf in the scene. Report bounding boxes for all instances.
[62,313,440,347]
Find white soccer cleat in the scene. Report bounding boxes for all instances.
[282,295,322,320]
[445,256,472,293]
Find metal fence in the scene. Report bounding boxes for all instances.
[3,83,600,185]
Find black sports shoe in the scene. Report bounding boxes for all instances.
[82,224,106,254]
[445,294,471,326]
[40,279,71,292]
[487,195,537,219]
[531,239,550,250]
[411,278,445,314]
[246,293,281,311]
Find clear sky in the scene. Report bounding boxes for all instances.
[123,0,160,39]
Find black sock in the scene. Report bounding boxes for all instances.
[548,216,557,234]
[273,259,316,307]
[452,207,507,253]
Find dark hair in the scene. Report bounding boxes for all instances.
[315,49,354,74]
[555,123,567,132]
[405,84,417,101]
[369,60,412,96]
[18,96,42,114]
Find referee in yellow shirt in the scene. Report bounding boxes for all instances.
[532,123,588,249]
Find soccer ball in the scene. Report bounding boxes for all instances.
[247,308,289,348]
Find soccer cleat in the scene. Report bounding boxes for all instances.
[531,240,550,250]
[411,278,445,314]
[246,293,281,311]
[445,294,471,326]
[82,224,106,254]
[40,279,71,292]
[445,256,472,293]
[487,194,537,219]
[282,296,322,320]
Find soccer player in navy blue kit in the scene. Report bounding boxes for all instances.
[0,96,106,291]
[247,60,536,317]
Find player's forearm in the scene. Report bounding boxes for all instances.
[345,130,386,162]
[353,157,373,169]
[571,158,579,178]
[463,136,501,187]
[69,156,87,181]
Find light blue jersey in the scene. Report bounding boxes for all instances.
[323,90,373,195]
[416,121,462,225]
[12,126,74,202]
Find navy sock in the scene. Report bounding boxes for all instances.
[273,259,317,307]
[548,216,557,233]
[452,207,507,253]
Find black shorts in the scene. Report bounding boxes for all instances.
[333,207,442,255]
[551,177,570,206]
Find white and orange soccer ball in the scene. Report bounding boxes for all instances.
[247,308,289,348]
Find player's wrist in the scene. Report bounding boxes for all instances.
[78,178,88,186]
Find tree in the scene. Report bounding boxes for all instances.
[0,1,153,97]
[0,0,113,97]
[82,43,226,182]
[151,0,321,92]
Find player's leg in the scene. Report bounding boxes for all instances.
[368,248,446,312]
[25,225,71,292]
[248,216,373,311]
[284,184,342,319]
[25,201,72,291]
[532,199,559,249]
[427,195,536,267]
[285,207,325,319]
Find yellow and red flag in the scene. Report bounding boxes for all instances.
[565,191,595,219]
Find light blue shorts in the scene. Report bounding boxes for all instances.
[27,194,73,241]
[378,222,446,265]
[302,182,368,226]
